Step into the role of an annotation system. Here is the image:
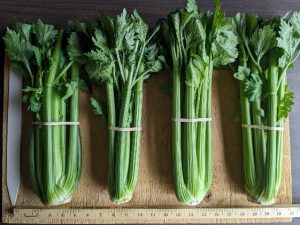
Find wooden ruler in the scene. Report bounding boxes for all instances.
[13,205,300,224]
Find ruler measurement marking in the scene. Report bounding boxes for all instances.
[24,214,38,218]
[13,206,300,222]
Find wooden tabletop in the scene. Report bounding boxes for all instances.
[0,1,299,225]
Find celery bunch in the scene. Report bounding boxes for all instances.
[69,10,164,203]
[233,12,300,205]
[160,0,238,205]
[4,21,82,205]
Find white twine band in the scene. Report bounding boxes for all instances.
[32,121,80,126]
[172,118,212,123]
[108,126,142,132]
[241,124,284,131]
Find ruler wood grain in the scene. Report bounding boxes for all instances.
[2,59,293,223]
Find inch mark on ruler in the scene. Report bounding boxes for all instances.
[13,205,300,223]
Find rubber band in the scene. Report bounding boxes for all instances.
[172,118,212,123]
[108,126,142,132]
[241,124,284,131]
[32,121,80,126]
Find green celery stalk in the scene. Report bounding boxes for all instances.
[233,12,299,205]
[4,21,82,205]
[69,11,164,203]
[161,0,238,205]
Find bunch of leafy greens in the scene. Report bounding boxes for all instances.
[68,10,164,203]
[4,20,82,205]
[160,0,238,205]
[233,12,300,205]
